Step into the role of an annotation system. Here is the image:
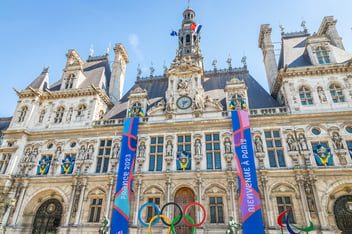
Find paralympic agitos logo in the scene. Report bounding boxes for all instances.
[278,209,314,234]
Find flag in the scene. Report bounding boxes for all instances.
[170,30,178,36]
[191,24,202,34]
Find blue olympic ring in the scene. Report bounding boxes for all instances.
[138,202,160,227]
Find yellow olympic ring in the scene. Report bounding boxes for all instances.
[148,214,171,234]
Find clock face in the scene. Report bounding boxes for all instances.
[177,96,192,109]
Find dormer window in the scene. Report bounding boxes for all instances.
[64,74,75,89]
[76,104,87,121]
[329,84,345,103]
[18,106,28,123]
[54,107,65,123]
[299,86,313,105]
[315,47,330,64]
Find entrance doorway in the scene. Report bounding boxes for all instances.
[334,195,352,233]
[174,187,195,234]
[32,199,62,234]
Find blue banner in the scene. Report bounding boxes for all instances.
[231,110,264,234]
[110,117,139,234]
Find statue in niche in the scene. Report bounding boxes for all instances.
[304,183,316,213]
[317,87,327,103]
[31,148,39,162]
[54,146,62,161]
[138,142,146,158]
[298,134,308,151]
[86,145,94,160]
[287,135,299,151]
[194,139,201,155]
[332,132,344,149]
[78,145,86,160]
[177,79,188,90]
[23,149,31,163]
[112,144,120,158]
[224,138,232,154]
[254,136,263,153]
[166,140,173,156]
[193,92,205,110]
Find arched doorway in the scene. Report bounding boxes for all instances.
[334,195,352,233]
[174,187,195,234]
[32,199,63,234]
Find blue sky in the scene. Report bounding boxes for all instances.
[1,0,352,117]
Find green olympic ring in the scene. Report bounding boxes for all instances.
[171,214,195,234]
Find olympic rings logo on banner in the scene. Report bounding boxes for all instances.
[138,202,206,234]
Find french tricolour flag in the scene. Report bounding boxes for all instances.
[191,24,202,34]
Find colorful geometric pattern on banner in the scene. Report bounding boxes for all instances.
[313,144,333,166]
[231,110,264,234]
[110,117,139,234]
[37,156,51,175]
[176,151,191,170]
[61,155,75,174]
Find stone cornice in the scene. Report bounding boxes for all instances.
[15,86,113,108]
[273,62,352,97]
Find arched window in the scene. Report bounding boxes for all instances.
[18,106,28,123]
[54,107,65,124]
[76,104,87,121]
[64,74,75,89]
[299,86,313,105]
[38,109,45,123]
[329,84,345,103]
[32,199,63,233]
[315,47,330,64]
[186,34,191,45]
[334,195,352,232]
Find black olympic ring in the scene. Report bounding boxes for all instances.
[160,202,182,227]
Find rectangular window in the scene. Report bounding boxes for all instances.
[347,141,352,158]
[265,130,285,168]
[88,198,103,222]
[177,135,191,153]
[209,197,224,223]
[206,133,221,169]
[0,154,10,174]
[277,196,295,223]
[149,136,163,171]
[147,197,160,222]
[96,139,111,173]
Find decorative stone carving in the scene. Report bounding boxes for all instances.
[193,92,205,111]
[255,153,265,170]
[254,136,263,153]
[54,146,62,161]
[317,87,327,103]
[78,145,86,160]
[332,132,344,149]
[288,152,300,168]
[204,95,223,110]
[298,134,308,151]
[166,140,173,156]
[177,79,189,90]
[287,134,299,151]
[137,142,146,159]
[194,139,201,156]
[166,95,176,112]
[112,144,120,159]
[224,138,232,154]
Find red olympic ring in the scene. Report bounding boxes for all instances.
[183,202,206,227]
[138,202,207,228]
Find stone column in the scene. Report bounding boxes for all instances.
[105,177,114,218]
[133,177,142,225]
[165,177,171,218]
[11,181,28,225]
[65,179,77,225]
[260,175,274,227]
[196,176,202,224]
[74,178,87,225]
[227,176,237,222]
[295,174,311,225]
[309,174,328,228]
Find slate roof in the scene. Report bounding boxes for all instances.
[49,56,111,93]
[0,118,11,132]
[105,68,280,119]
[27,67,49,91]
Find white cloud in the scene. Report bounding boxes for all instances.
[128,33,143,61]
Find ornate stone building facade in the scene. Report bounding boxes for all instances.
[0,7,352,234]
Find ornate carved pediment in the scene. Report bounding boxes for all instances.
[272,184,295,193]
[205,185,226,194]
[65,49,84,70]
[224,77,247,92]
[204,95,223,111]
[144,186,163,195]
[168,57,202,76]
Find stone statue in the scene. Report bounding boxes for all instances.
[166,95,176,112]
[78,145,86,159]
[86,145,94,160]
[317,87,327,103]
[177,79,188,90]
[166,140,173,156]
[194,92,204,110]
[298,134,308,151]
[23,149,31,163]
[54,146,62,161]
[226,216,241,234]
[31,148,39,162]
[287,135,299,151]
[112,144,120,158]
[254,136,263,153]
[224,138,232,154]
[99,215,110,234]
[194,139,201,155]
[332,132,344,149]
[138,142,146,158]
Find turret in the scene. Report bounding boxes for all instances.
[259,24,278,94]
[317,16,344,50]
[109,43,129,104]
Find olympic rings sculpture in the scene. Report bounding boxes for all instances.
[138,202,206,234]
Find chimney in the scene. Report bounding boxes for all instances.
[317,16,344,50]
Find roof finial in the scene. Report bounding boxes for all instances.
[226,54,232,70]
[212,59,217,71]
[301,20,307,33]
[241,56,247,67]
[188,0,191,8]
[106,42,111,55]
[279,25,285,35]
[90,44,94,57]
[150,62,155,77]
[137,64,142,79]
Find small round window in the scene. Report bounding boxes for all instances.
[346,126,352,134]
[47,143,53,149]
[70,142,76,148]
[312,128,321,135]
